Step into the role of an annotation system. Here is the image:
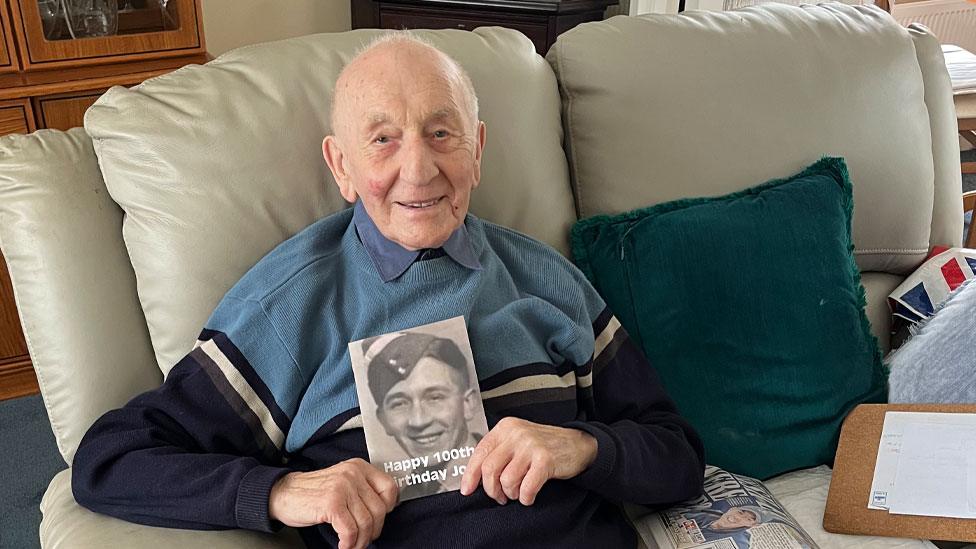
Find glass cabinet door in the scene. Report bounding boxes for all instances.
[13,0,204,69]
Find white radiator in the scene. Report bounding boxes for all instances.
[892,0,976,53]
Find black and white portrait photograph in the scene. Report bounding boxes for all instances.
[349,316,489,501]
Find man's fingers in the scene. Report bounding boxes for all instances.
[480,446,514,505]
[346,494,374,549]
[499,455,531,501]
[331,507,359,549]
[359,482,390,541]
[362,461,399,511]
[519,458,552,506]
[461,437,493,495]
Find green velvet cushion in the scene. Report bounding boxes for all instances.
[571,157,886,479]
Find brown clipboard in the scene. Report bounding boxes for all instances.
[823,403,976,542]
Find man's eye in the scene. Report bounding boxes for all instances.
[375,136,389,144]
[387,398,407,410]
[432,130,448,139]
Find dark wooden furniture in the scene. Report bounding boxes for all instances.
[351,0,618,55]
[0,0,207,401]
[0,252,34,400]
[959,93,976,176]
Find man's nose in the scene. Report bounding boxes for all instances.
[399,135,438,186]
[407,402,433,428]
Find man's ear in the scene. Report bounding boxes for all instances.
[323,135,357,203]
[471,121,487,189]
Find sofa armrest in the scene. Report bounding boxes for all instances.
[0,128,161,463]
[40,469,304,549]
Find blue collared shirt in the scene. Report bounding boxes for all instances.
[352,200,482,282]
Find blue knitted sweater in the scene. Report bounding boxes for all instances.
[72,209,705,548]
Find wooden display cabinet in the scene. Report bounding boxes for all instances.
[0,0,208,400]
[351,0,618,55]
[12,0,203,69]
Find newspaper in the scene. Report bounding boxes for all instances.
[626,466,819,549]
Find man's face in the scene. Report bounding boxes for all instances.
[711,508,760,530]
[324,43,487,250]
[377,356,475,458]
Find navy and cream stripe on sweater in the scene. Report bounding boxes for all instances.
[72,209,705,548]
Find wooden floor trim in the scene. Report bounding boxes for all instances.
[0,355,39,401]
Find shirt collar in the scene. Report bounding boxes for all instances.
[353,201,482,282]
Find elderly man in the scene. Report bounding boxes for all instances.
[72,34,705,549]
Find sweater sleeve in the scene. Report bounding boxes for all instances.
[72,296,303,532]
[564,304,706,506]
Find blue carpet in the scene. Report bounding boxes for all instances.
[0,395,67,549]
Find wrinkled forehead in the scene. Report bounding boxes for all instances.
[334,44,471,131]
[354,71,463,122]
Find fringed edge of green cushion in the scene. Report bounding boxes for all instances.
[828,157,889,393]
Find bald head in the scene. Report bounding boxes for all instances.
[330,33,479,141]
[320,31,488,251]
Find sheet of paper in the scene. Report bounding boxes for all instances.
[868,412,976,511]
[887,421,976,519]
[887,423,972,516]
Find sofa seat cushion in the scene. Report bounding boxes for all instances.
[40,467,936,549]
[40,469,303,549]
[765,466,937,549]
[571,158,886,479]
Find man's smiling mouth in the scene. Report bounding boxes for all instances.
[397,197,443,209]
[410,432,443,445]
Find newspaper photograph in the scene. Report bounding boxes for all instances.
[348,316,489,502]
[626,466,819,549]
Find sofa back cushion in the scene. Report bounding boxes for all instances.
[548,3,956,276]
[907,23,966,252]
[85,27,573,373]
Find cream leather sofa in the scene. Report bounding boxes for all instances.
[0,4,961,548]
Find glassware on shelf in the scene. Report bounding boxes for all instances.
[37,0,65,39]
[36,0,180,40]
[63,0,119,38]
[36,0,118,39]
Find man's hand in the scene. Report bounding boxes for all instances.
[268,458,398,549]
[459,417,598,506]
